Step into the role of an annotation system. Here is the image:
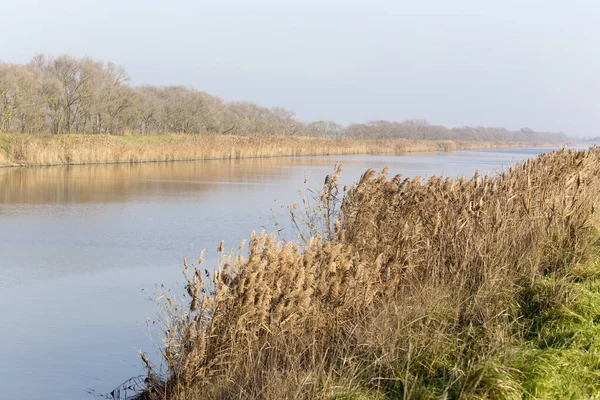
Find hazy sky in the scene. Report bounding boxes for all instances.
[1,0,598,136]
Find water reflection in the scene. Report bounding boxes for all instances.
[0,158,303,205]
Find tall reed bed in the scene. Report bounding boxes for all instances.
[136,147,600,399]
[0,133,555,167]
[0,149,7,166]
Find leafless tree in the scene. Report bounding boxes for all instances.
[0,54,569,143]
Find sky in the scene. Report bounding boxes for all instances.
[0,0,598,137]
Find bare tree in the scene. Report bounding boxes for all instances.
[0,54,570,143]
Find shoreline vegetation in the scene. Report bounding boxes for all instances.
[1,54,577,170]
[0,133,565,168]
[124,146,600,399]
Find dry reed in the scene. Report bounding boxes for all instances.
[135,147,600,399]
[0,133,558,168]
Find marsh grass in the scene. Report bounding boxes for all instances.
[0,133,556,167]
[132,147,600,399]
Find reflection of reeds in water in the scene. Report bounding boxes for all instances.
[0,158,301,204]
[0,133,556,167]
[135,147,600,399]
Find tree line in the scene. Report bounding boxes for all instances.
[0,54,568,142]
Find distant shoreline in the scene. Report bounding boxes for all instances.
[0,133,570,169]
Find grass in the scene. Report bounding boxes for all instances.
[509,253,600,399]
[121,146,600,399]
[0,133,558,168]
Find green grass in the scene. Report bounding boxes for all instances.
[0,134,12,154]
[108,134,200,144]
[372,251,600,400]
[512,252,600,399]
[323,250,600,400]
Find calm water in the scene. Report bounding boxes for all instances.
[0,148,562,399]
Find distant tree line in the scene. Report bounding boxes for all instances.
[342,120,569,142]
[0,54,568,142]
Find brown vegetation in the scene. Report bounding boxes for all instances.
[0,133,558,168]
[133,147,600,399]
[1,55,568,142]
[0,134,379,167]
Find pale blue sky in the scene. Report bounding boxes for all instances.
[1,0,598,136]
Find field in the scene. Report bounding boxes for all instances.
[0,133,558,168]
[126,146,600,399]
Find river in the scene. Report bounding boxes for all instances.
[0,147,562,399]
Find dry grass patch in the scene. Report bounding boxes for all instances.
[0,133,556,168]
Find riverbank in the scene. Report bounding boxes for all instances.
[507,247,600,398]
[0,133,562,168]
[130,147,599,399]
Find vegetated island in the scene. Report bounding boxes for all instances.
[108,146,600,400]
[0,55,573,168]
